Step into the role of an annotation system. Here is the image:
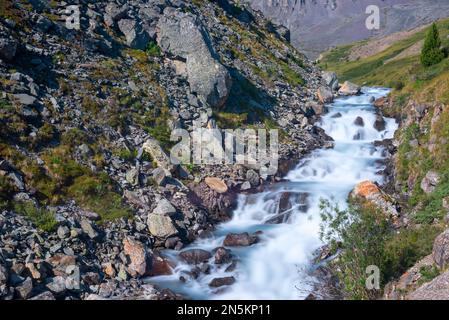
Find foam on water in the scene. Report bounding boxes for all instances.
[148,87,398,300]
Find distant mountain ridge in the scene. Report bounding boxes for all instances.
[244,0,449,59]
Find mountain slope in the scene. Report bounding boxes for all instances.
[244,0,449,59]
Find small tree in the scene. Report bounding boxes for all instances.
[421,23,444,67]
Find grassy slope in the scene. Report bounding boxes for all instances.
[320,18,449,105]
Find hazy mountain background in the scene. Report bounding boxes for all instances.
[244,0,449,59]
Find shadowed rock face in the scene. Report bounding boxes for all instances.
[244,0,449,58]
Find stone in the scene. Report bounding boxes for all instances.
[317,86,334,104]
[143,138,174,173]
[354,116,364,127]
[147,214,178,238]
[103,263,116,278]
[421,171,440,194]
[246,169,260,187]
[179,249,212,265]
[223,232,259,247]
[0,37,17,60]
[322,71,339,91]
[104,3,128,27]
[214,247,232,264]
[118,19,149,50]
[126,167,140,186]
[209,276,235,288]
[338,81,361,96]
[373,114,386,131]
[433,229,449,269]
[123,237,148,277]
[157,9,231,108]
[45,276,66,295]
[29,291,55,300]
[0,263,8,288]
[407,270,449,300]
[57,225,70,239]
[15,277,33,299]
[152,167,170,186]
[350,181,399,218]
[149,256,173,276]
[13,94,37,106]
[240,181,251,191]
[153,198,177,216]
[374,97,387,108]
[80,219,99,239]
[204,177,228,193]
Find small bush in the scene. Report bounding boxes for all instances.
[14,201,58,232]
[146,41,161,57]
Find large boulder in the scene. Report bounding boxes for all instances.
[118,19,149,50]
[317,86,334,104]
[209,276,235,288]
[322,71,339,91]
[157,9,231,108]
[153,198,177,216]
[421,171,440,194]
[350,181,399,218]
[407,270,449,300]
[338,81,361,96]
[147,214,178,239]
[143,138,174,173]
[123,237,148,277]
[104,3,129,28]
[433,229,449,269]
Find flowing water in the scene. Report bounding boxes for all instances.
[148,87,398,300]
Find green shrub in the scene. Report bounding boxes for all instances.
[320,199,441,299]
[14,201,58,232]
[146,41,161,57]
[421,23,444,67]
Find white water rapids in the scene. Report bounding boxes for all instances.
[148,87,398,300]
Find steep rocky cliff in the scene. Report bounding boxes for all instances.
[0,0,332,300]
[244,0,449,58]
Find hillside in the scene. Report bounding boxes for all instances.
[319,20,449,300]
[244,0,449,59]
[0,0,330,300]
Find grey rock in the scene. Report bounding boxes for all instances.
[29,291,55,300]
[147,214,178,239]
[246,169,260,187]
[214,247,232,264]
[0,37,17,60]
[322,71,339,91]
[354,116,365,127]
[118,19,149,50]
[13,94,37,106]
[317,86,334,104]
[15,277,33,299]
[338,81,361,96]
[46,276,66,295]
[80,219,99,239]
[421,171,440,194]
[126,167,140,186]
[373,114,386,131]
[153,198,177,216]
[57,226,70,239]
[157,10,231,108]
[152,167,170,186]
[433,229,449,269]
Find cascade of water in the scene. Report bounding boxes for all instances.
[148,87,398,300]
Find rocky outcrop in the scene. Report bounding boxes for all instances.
[421,171,440,194]
[157,9,232,108]
[317,86,334,104]
[338,81,361,96]
[322,71,339,91]
[350,181,399,218]
[433,229,449,269]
